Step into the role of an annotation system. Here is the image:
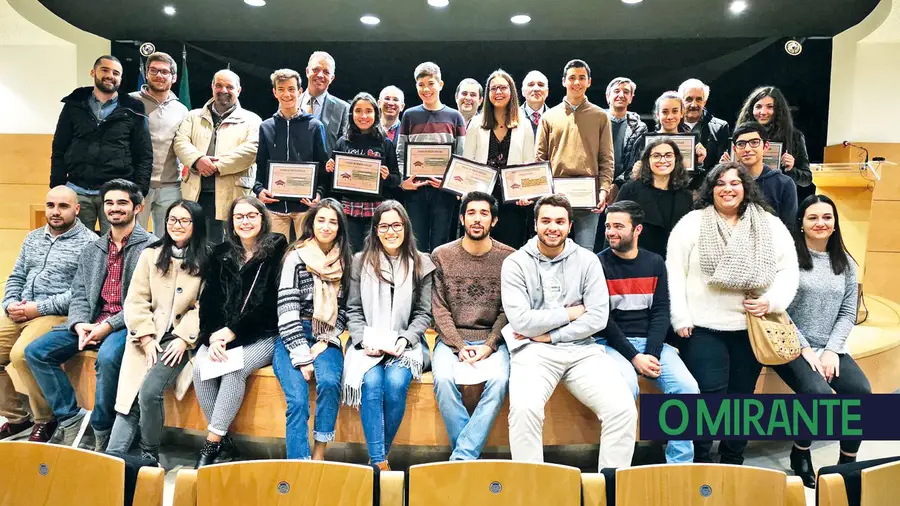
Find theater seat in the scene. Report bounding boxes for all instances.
[0,441,164,506]
[172,460,404,506]
[407,460,583,505]
[818,457,900,506]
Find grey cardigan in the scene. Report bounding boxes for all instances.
[65,225,155,332]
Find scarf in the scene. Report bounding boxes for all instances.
[698,203,777,292]
[294,239,343,336]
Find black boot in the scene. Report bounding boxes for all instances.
[213,435,240,464]
[838,452,857,465]
[790,446,816,489]
[195,440,222,468]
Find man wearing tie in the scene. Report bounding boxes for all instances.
[519,70,549,136]
[300,51,350,158]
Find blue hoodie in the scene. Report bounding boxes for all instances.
[756,164,798,230]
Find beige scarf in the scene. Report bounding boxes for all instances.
[295,239,343,335]
[698,203,777,292]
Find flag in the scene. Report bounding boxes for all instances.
[178,46,192,109]
[136,57,145,91]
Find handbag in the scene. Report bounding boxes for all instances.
[745,311,801,365]
[856,282,868,325]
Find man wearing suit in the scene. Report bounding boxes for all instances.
[300,51,349,159]
[678,78,731,189]
[520,70,549,136]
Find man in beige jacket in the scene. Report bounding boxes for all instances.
[174,69,261,243]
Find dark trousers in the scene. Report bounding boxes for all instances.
[405,186,458,253]
[680,327,763,465]
[197,191,224,244]
[347,216,372,253]
[773,352,870,454]
[492,203,533,250]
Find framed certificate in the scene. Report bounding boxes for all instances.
[730,140,783,170]
[332,151,382,196]
[439,155,498,196]
[405,142,453,178]
[644,132,698,171]
[552,177,597,209]
[267,161,317,200]
[499,162,554,203]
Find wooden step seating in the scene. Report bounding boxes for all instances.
[818,458,900,506]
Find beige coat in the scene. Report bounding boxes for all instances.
[115,247,203,415]
[173,98,262,220]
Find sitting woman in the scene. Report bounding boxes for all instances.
[192,196,287,466]
[342,200,435,471]
[274,199,352,460]
[106,200,209,464]
[774,194,870,488]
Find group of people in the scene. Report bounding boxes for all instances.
[0,51,864,490]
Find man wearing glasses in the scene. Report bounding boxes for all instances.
[300,51,349,158]
[731,122,797,228]
[131,52,189,238]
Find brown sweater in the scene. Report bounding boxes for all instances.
[431,238,515,352]
[535,98,615,193]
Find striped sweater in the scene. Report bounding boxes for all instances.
[395,104,466,171]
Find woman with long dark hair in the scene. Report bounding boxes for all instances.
[341,200,435,470]
[274,198,353,460]
[773,194,870,488]
[192,196,287,466]
[107,200,209,463]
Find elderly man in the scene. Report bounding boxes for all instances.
[378,85,405,144]
[520,70,549,136]
[678,78,731,187]
[299,51,350,157]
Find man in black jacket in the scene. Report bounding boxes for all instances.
[50,55,152,234]
[678,78,731,189]
[606,77,648,188]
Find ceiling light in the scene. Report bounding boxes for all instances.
[360,15,380,25]
[510,14,531,25]
[244,0,266,7]
[621,0,643,4]
[428,0,449,8]
[162,5,176,15]
[729,0,748,14]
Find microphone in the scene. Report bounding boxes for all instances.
[843,141,869,165]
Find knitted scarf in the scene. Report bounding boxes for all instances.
[294,239,343,336]
[698,203,777,292]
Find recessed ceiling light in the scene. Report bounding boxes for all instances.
[510,14,531,25]
[244,0,266,7]
[622,0,643,4]
[428,0,449,8]
[162,5,176,16]
[729,0,748,14]
[360,15,380,25]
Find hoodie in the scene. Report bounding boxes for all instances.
[756,164,797,229]
[500,236,609,349]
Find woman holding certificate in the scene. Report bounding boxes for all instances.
[341,200,435,470]
[326,92,402,253]
[463,69,535,248]
[627,91,707,181]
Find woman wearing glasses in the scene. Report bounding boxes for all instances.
[192,196,287,466]
[342,200,435,470]
[107,200,209,464]
[463,69,535,248]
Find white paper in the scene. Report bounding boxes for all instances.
[200,346,245,381]
[363,326,400,353]
[501,324,530,353]
[452,352,505,385]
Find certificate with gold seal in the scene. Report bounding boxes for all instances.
[439,155,498,196]
[499,162,554,203]
[405,142,453,178]
[552,177,597,209]
[332,152,382,196]
[267,161,317,200]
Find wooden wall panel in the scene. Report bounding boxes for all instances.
[0,134,53,231]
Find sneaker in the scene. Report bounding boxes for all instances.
[76,424,95,451]
[93,428,111,453]
[213,435,240,464]
[49,412,86,446]
[28,420,58,443]
[0,420,34,440]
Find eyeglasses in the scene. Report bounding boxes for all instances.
[147,68,173,77]
[233,212,261,222]
[649,153,675,162]
[376,222,404,234]
[489,85,510,95]
[167,217,193,226]
[734,138,763,149]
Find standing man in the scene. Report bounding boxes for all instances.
[731,122,797,228]
[300,51,349,157]
[431,192,514,461]
[455,78,483,126]
[501,194,636,470]
[520,70,549,136]
[0,187,95,442]
[174,69,261,243]
[536,59,615,250]
[25,179,154,451]
[606,77,648,187]
[679,78,731,188]
[378,85,405,144]
[131,52,189,237]
[50,55,152,234]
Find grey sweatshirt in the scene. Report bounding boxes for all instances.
[500,236,610,347]
[2,222,96,316]
[130,86,189,188]
[787,249,858,353]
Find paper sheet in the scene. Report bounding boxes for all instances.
[199,346,245,381]
[363,326,400,353]
[501,324,530,353]
[452,352,505,385]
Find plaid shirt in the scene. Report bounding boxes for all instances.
[94,233,130,324]
[342,198,381,218]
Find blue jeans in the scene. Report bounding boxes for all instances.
[432,340,509,460]
[25,327,128,431]
[360,361,413,464]
[272,322,344,460]
[596,336,699,463]
[572,209,601,251]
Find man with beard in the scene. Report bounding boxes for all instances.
[501,194,636,470]
[520,70,549,136]
[431,191,514,460]
[299,51,349,157]
[455,78,483,126]
[378,86,405,144]
[0,187,95,442]
[131,52,189,237]
[26,179,154,451]
[174,69,261,243]
[678,78,731,188]
[50,55,152,234]
[596,200,699,463]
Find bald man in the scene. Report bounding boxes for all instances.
[174,69,261,242]
[0,186,95,442]
[520,70,549,135]
[378,85,405,143]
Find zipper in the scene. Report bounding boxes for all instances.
[26,234,58,300]
[284,117,290,213]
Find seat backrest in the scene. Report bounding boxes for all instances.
[0,441,125,506]
[195,460,375,506]
[861,459,900,506]
[616,464,790,506]
[407,460,582,506]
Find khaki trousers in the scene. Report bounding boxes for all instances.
[0,313,66,423]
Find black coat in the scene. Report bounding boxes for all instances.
[615,111,650,186]
[50,87,152,195]
[683,109,731,189]
[199,233,288,348]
